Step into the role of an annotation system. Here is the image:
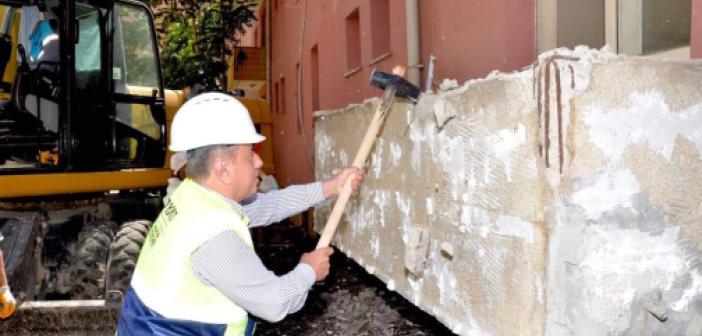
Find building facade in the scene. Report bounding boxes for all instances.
[269,0,535,185]
[268,0,701,186]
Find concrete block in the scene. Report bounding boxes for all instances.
[314,48,702,335]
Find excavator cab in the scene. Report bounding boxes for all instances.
[0,1,173,331]
[0,3,272,330]
[0,0,166,172]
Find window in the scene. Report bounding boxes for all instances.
[258,10,267,47]
[71,1,164,167]
[310,44,320,112]
[370,0,390,59]
[345,8,361,71]
[620,0,691,57]
[556,0,605,50]
[113,2,161,94]
[112,2,161,143]
[74,5,102,91]
[538,0,692,58]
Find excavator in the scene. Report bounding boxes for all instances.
[0,0,272,333]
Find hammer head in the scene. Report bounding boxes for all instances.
[369,69,421,104]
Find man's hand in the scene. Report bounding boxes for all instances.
[322,167,364,198]
[0,286,16,319]
[300,247,334,281]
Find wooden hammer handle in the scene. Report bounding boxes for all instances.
[316,89,396,249]
[0,250,8,288]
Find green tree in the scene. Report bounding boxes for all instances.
[140,0,258,90]
[119,3,160,88]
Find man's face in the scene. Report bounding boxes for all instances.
[226,145,263,201]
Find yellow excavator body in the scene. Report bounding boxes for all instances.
[0,1,274,332]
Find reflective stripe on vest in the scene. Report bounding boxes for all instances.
[131,178,253,334]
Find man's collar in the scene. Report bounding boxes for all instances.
[218,193,245,215]
[194,180,245,216]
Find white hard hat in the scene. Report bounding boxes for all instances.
[169,92,265,151]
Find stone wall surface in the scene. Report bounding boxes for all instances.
[313,48,702,335]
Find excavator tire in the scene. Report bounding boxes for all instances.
[68,221,115,299]
[106,220,151,298]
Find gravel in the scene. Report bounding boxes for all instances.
[251,221,453,336]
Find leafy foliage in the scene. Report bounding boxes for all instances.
[119,4,160,89]
[138,0,258,90]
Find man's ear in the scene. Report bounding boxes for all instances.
[213,155,233,185]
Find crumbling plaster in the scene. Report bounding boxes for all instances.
[314,48,702,335]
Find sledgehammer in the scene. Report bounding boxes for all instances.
[316,66,420,248]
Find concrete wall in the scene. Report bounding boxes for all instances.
[316,71,545,335]
[270,0,535,186]
[545,53,702,335]
[314,49,702,335]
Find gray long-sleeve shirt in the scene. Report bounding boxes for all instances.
[190,182,326,322]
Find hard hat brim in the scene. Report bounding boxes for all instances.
[168,134,266,152]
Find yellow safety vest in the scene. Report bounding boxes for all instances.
[130,178,254,335]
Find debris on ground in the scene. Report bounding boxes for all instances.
[252,221,452,335]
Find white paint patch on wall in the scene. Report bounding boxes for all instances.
[583,91,702,162]
[437,134,467,200]
[387,279,396,291]
[460,206,471,229]
[493,215,535,244]
[409,123,424,175]
[570,168,641,220]
[460,206,491,236]
[429,242,458,306]
[372,189,389,228]
[486,124,527,182]
[433,99,457,127]
[672,267,702,311]
[390,142,403,167]
[407,274,423,306]
[348,201,371,232]
[577,226,692,332]
[423,260,490,336]
[315,132,335,170]
[338,150,349,167]
[370,236,380,258]
[371,138,384,179]
[482,147,493,186]
[395,191,412,245]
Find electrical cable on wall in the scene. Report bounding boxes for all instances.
[295,0,315,170]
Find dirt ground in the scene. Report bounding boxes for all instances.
[251,220,453,336]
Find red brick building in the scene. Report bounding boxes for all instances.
[257,0,701,186]
[268,0,535,185]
